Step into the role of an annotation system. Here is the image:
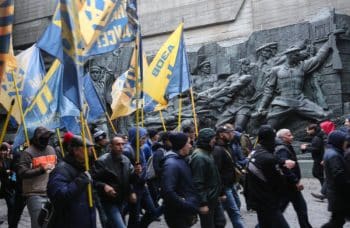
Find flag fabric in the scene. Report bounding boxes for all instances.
[110,30,143,119]
[37,0,138,59]
[83,73,105,122]
[13,60,65,148]
[59,0,85,113]
[0,44,45,124]
[0,0,16,83]
[143,23,191,105]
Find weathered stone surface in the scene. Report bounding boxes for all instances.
[139,0,245,36]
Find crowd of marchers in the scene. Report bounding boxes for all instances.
[0,118,350,228]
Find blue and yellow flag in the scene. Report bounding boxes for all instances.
[110,30,144,119]
[59,0,85,113]
[37,0,137,59]
[0,44,45,123]
[83,73,105,122]
[0,0,16,83]
[143,23,191,105]
[13,60,65,148]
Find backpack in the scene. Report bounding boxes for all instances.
[146,148,166,180]
[146,155,156,180]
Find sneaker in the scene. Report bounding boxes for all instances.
[311,192,326,200]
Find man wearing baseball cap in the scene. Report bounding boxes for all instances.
[47,132,96,228]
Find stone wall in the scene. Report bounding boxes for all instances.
[12,0,350,52]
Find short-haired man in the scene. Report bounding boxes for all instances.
[275,129,312,228]
[93,135,141,228]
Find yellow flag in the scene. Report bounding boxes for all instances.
[143,23,183,105]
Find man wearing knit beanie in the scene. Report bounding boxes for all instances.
[161,132,199,227]
[190,128,226,228]
[168,132,189,151]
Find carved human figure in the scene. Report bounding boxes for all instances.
[209,58,256,129]
[196,59,211,75]
[256,39,332,129]
[251,42,279,104]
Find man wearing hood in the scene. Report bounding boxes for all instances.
[322,130,350,228]
[17,126,57,228]
[246,125,289,228]
[275,129,312,228]
[123,127,162,228]
[161,132,199,228]
[190,128,226,228]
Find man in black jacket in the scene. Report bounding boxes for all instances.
[301,123,326,200]
[275,129,312,228]
[213,126,244,228]
[246,125,289,228]
[161,132,199,228]
[93,135,142,228]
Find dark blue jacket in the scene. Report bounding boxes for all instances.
[161,151,199,214]
[231,132,248,168]
[323,130,350,213]
[123,127,148,190]
[47,155,96,228]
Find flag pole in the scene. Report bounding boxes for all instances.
[12,72,30,146]
[177,94,182,132]
[106,112,117,134]
[159,110,167,132]
[56,128,65,158]
[135,33,140,164]
[80,112,93,207]
[0,99,15,145]
[84,119,97,160]
[189,87,198,137]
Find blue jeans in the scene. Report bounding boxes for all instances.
[102,202,126,228]
[128,186,163,228]
[223,186,244,228]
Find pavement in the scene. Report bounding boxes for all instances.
[1,178,349,228]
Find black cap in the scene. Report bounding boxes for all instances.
[168,133,188,151]
[93,129,106,142]
[148,129,158,139]
[71,135,94,147]
[216,125,234,134]
[258,125,275,142]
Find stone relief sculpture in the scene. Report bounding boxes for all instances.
[87,12,349,138]
[255,39,332,129]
